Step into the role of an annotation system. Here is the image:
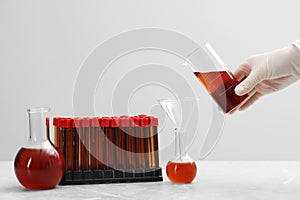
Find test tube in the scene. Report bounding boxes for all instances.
[81,118,91,170]
[120,116,131,169]
[66,118,74,170]
[141,116,151,169]
[111,117,122,169]
[130,116,137,169]
[150,116,159,168]
[90,117,99,170]
[71,118,81,171]
[113,117,125,169]
[101,117,115,170]
[140,116,150,169]
[98,117,106,170]
[78,119,85,170]
[58,118,71,170]
[131,116,144,169]
[126,117,136,169]
[53,117,60,148]
[57,118,65,165]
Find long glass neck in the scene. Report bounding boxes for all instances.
[174,127,183,161]
[27,108,49,143]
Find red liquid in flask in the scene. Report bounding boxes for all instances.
[194,71,248,113]
[166,161,197,184]
[14,147,65,190]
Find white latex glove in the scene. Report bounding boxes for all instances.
[234,43,300,111]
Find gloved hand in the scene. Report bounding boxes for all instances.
[234,43,300,111]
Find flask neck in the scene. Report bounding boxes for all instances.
[27,108,49,144]
[174,128,194,163]
[174,128,183,161]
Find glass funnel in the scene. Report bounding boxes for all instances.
[185,42,248,113]
[159,99,197,184]
[14,108,65,190]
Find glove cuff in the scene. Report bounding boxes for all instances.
[289,42,300,77]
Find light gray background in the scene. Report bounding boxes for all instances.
[1,0,300,161]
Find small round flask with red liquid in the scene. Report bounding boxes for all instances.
[166,155,197,184]
[159,100,198,184]
[165,128,197,184]
[14,108,65,190]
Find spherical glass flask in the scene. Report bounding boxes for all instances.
[166,151,197,184]
[14,108,65,190]
[159,99,197,184]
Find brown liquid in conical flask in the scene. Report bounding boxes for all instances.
[194,71,248,113]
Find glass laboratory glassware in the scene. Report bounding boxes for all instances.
[14,108,65,190]
[185,42,248,113]
[159,99,197,184]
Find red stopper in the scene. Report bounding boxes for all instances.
[53,117,60,126]
[120,116,130,127]
[130,116,140,127]
[149,116,159,126]
[140,116,150,126]
[59,118,72,128]
[101,117,110,127]
[81,118,91,128]
[71,118,81,128]
[91,117,100,127]
[138,114,148,118]
[111,117,119,127]
[98,117,102,126]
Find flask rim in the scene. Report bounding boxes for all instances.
[27,107,50,113]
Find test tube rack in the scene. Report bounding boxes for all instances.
[52,115,162,185]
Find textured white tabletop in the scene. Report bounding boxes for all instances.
[1,161,300,200]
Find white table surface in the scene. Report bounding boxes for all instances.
[1,161,300,200]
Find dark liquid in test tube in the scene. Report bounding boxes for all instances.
[90,118,98,170]
[81,118,91,170]
[119,116,130,169]
[66,119,74,170]
[102,117,116,170]
[130,117,139,169]
[132,116,145,169]
[97,117,106,170]
[112,117,126,169]
[53,118,60,148]
[79,119,86,170]
[71,118,81,170]
[140,117,150,169]
[149,116,159,168]
[126,117,135,169]
[58,118,68,170]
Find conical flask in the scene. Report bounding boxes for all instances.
[185,42,248,113]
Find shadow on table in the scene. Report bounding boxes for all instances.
[0,185,43,193]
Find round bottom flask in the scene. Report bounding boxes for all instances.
[14,108,65,190]
[166,155,197,184]
[159,99,198,184]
